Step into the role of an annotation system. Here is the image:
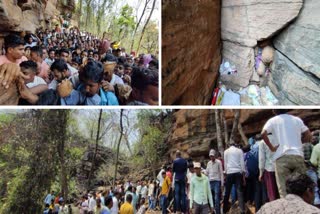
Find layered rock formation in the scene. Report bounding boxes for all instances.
[220,0,320,105]
[162,0,221,105]
[166,109,320,160]
[220,0,303,91]
[271,0,320,105]
[0,0,75,33]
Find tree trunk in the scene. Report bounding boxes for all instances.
[87,109,103,190]
[136,0,156,54]
[229,109,240,145]
[221,110,229,146]
[78,0,83,27]
[57,110,69,201]
[130,0,150,52]
[113,109,124,186]
[215,109,224,154]
[238,122,248,145]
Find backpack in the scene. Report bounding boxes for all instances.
[245,144,259,177]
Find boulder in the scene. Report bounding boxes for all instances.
[274,0,320,79]
[222,0,303,47]
[0,0,23,31]
[162,0,221,105]
[220,41,255,90]
[269,51,320,105]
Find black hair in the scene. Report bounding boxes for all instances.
[273,109,290,115]
[149,59,159,70]
[105,196,113,206]
[286,173,315,197]
[124,63,132,69]
[93,51,99,55]
[118,56,127,65]
[30,46,43,58]
[127,185,133,192]
[48,48,55,54]
[101,53,117,63]
[50,59,68,72]
[4,34,25,52]
[24,46,31,51]
[20,60,38,73]
[126,194,133,203]
[72,57,81,65]
[131,67,158,90]
[88,49,94,54]
[80,61,104,83]
[24,34,33,43]
[60,48,70,56]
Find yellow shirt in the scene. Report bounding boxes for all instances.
[120,202,134,214]
[161,176,171,195]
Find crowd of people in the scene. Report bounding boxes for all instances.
[42,110,320,214]
[0,27,158,105]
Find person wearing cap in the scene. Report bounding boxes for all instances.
[172,150,188,214]
[206,149,223,214]
[190,162,213,214]
[223,143,246,214]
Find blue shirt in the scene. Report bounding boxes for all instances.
[173,158,188,180]
[61,85,119,105]
[44,194,53,205]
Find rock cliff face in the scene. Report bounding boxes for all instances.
[166,109,320,160]
[0,0,75,33]
[220,0,320,104]
[162,0,221,105]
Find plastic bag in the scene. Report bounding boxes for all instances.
[221,89,240,106]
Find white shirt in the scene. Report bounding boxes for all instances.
[157,169,165,187]
[88,197,96,212]
[258,136,276,172]
[110,73,124,85]
[25,42,37,48]
[136,185,142,194]
[206,159,224,182]
[224,145,245,174]
[26,76,47,88]
[262,114,308,161]
[141,186,148,198]
[111,196,119,214]
[148,183,155,197]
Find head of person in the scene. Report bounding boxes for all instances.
[24,34,33,44]
[20,60,38,84]
[161,170,166,179]
[105,196,113,209]
[98,39,110,55]
[188,162,194,173]
[149,59,159,70]
[4,34,25,60]
[140,197,146,206]
[93,51,99,61]
[30,46,43,62]
[175,150,181,158]
[81,50,88,59]
[127,185,133,192]
[286,173,315,204]
[193,162,202,176]
[124,63,132,75]
[101,54,118,82]
[71,57,81,70]
[48,48,55,60]
[24,46,31,58]
[130,67,158,105]
[88,49,94,58]
[209,149,216,161]
[127,57,134,66]
[114,191,121,199]
[60,48,70,62]
[41,47,48,59]
[79,61,104,97]
[50,59,69,82]
[114,64,124,77]
[126,194,133,203]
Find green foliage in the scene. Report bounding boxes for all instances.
[116,4,136,39]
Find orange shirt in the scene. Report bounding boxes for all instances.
[0,55,27,66]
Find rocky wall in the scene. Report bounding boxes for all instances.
[162,0,221,105]
[220,0,320,105]
[166,109,320,161]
